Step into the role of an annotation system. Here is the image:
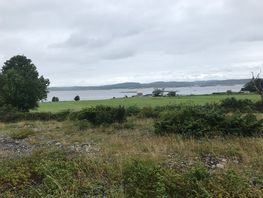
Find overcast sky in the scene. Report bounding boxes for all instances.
[0,0,263,86]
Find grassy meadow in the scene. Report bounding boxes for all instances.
[37,93,259,112]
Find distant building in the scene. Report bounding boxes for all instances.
[137,92,143,96]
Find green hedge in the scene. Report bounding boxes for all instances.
[154,108,263,138]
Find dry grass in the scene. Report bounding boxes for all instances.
[0,118,263,197]
[1,119,262,171]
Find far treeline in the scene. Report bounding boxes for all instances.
[49,79,251,91]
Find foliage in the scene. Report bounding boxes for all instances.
[154,108,263,138]
[70,106,127,125]
[123,159,168,198]
[126,106,141,116]
[52,96,59,102]
[0,55,50,111]
[241,79,263,93]
[220,97,254,112]
[138,107,159,118]
[167,91,176,97]
[152,88,163,97]
[74,95,80,101]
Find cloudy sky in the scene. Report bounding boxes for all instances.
[0,0,263,86]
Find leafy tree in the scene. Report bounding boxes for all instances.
[241,72,263,102]
[52,97,59,102]
[167,91,176,97]
[0,55,49,111]
[74,95,80,101]
[152,88,164,97]
[241,81,259,93]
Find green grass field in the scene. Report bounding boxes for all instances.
[37,93,260,112]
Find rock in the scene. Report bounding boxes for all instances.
[216,164,224,169]
[82,144,90,152]
[233,160,239,164]
[69,145,75,151]
[221,158,227,163]
[0,135,32,157]
[55,142,62,147]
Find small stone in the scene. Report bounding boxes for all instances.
[233,160,239,164]
[69,145,75,151]
[55,142,61,147]
[75,145,80,152]
[216,164,224,169]
[221,158,227,163]
[82,145,90,152]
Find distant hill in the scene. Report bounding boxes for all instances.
[49,79,250,91]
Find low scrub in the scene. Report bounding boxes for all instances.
[1,153,261,197]
[154,108,263,138]
[220,97,254,112]
[69,105,127,125]
[123,159,261,198]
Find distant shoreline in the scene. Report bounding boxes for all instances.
[49,79,249,91]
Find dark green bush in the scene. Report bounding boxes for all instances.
[220,97,254,112]
[222,113,263,136]
[0,108,71,122]
[254,101,263,112]
[51,96,59,102]
[70,106,127,125]
[154,108,263,138]
[138,107,159,118]
[154,108,223,138]
[126,106,141,116]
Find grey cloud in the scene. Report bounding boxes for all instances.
[0,0,263,86]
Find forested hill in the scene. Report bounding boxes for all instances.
[49,79,250,91]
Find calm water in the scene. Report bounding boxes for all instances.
[46,84,244,101]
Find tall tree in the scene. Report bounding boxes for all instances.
[242,72,263,103]
[0,55,50,111]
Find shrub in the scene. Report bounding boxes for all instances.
[154,108,224,138]
[167,91,176,97]
[154,108,263,138]
[74,95,80,101]
[254,101,263,112]
[126,106,141,116]
[222,113,263,136]
[152,88,163,97]
[0,110,71,122]
[52,97,59,102]
[0,104,20,122]
[70,106,127,125]
[220,97,254,112]
[138,107,159,118]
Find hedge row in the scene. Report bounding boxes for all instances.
[0,105,127,125]
[154,108,263,138]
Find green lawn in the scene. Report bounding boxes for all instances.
[36,93,260,112]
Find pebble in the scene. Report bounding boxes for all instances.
[216,164,224,169]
